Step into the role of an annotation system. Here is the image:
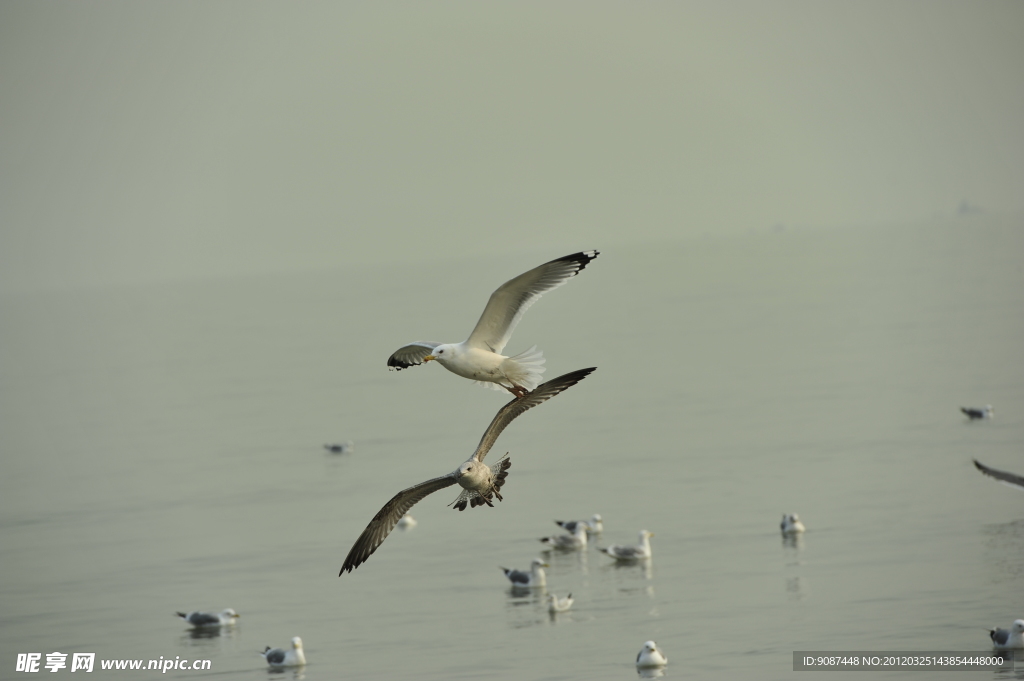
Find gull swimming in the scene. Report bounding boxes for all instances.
[339,368,596,574]
[962,405,994,420]
[974,460,1024,491]
[397,513,417,529]
[599,530,653,561]
[501,558,548,587]
[175,609,239,628]
[636,640,668,668]
[555,513,603,535]
[989,620,1024,649]
[324,441,354,454]
[386,251,599,398]
[781,514,806,534]
[261,636,306,667]
[540,523,588,550]
[547,592,573,613]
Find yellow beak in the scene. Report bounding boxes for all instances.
[423,355,436,362]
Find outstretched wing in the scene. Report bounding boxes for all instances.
[340,473,458,574]
[974,459,1024,491]
[465,251,599,354]
[387,341,444,370]
[472,367,596,463]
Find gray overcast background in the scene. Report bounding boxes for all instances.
[2,2,1022,293]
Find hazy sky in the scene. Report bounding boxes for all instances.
[2,2,1022,292]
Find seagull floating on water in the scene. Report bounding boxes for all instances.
[973,460,1024,491]
[636,640,668,668]
[261,636,306,667]
[397,513,417,529]
[961,405,994,420]
[599,530,653,561]
[547,592,573,613]
[500,558,548,588]
[324,441,354,454]
[989,620,1024,650]
[555,513,603,535]
[175,609,239,628]
[339,368,596,574]
[540,523,588,550]
[781,514,806,534]
[386,251,599,398]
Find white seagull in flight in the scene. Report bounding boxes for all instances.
[387,251,599,398]
[339,367,596,574]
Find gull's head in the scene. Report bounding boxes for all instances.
[423,344,454,363]
[1013,620,1024,634]
[531,558,550,569]
[457,461,476,477]
[643,641,658,653]
[640,530,654,539]
[291,637,303,650]
[222,608,240,619]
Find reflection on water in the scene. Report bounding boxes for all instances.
[782,532,805,550]
[981,520,1024,585]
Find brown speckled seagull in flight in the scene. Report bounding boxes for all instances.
[339,367,596,574]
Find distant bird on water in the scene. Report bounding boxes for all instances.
[973,460,1024,492]
[261,636,306,667]
[988,620,1024,650]
[547,592,574,613]
[636,640,668,668]
[501,558,548,588]
[781,513,806,534]
[339,368,596,574]
[386,251,599,398]
[324,441,353,454]
[540,523,588,550]
[599,530,653,561]
[175,608,239,628]
[555,513,603,535]
[961,405,994,420]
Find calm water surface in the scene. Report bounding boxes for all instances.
[2,217,1023,680]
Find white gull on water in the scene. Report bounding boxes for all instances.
[988,620,1024,649]
[261,636,306,667]
[386,251,599,398]
[555,513,602,535]
[501,558,548,588]
[599,530,653,561]
[547,592,573,613]
[636,640,668,668]
[780,513,806,534]
[175,608,239,628]
[339,368,596,574]
[540,523,588,550]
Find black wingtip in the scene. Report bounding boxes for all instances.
[553,250,600,276]
[386,356,415,370]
